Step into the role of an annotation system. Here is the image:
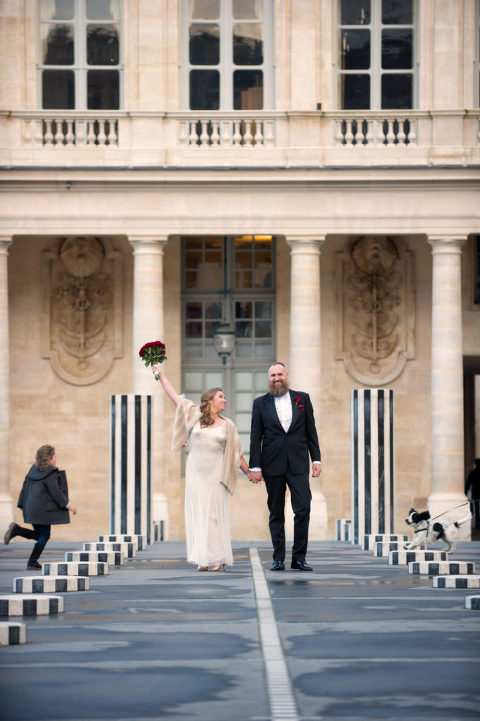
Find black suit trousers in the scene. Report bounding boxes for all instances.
[264,471,312,562]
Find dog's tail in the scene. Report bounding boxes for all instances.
[454,512,472,528]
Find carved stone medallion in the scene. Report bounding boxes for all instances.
[336,235,415,385]
[42,236,122,385]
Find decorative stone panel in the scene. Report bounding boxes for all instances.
[336,236,415,385]
[42,236,122,385]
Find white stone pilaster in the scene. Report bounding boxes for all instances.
[0,237,13,530]
[428,236,469,536]
[475,375,480,457]
[129,236,169,538]
[286,236,327,540]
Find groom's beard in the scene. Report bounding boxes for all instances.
[269,379,290,397]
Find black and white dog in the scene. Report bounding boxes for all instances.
[404,508,471,553]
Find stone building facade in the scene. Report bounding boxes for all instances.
[0,0,479,541]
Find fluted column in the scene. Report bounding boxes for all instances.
[428,236,468,534]
[287,236,327,540]
[0,237,13,529]
[129,236,169,537]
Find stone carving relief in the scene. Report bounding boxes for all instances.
[43,236,122,385]
[336,235,415,385]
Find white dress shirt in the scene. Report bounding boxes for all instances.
[274,392,292,432]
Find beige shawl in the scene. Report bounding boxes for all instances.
[171,394,242,496]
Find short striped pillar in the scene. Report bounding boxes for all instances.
[351,389,394,545]
[110,395,152,544]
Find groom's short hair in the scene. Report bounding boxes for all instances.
[269,361,287,371]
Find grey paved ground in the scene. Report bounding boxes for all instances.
[1,538,479,721]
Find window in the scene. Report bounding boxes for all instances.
[39,0,121,109]
[337,0,416,109]
[182,0,273,110]
[182,235,275,457]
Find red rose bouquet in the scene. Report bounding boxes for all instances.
[139,340,167,380]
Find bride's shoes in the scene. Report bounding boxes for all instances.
[208,563,226,572]
[197,566,208,572]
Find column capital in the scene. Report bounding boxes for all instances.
[0,237,13,254]
[428,236,466,254]
[286,236,326,252]
[128,235,169,252]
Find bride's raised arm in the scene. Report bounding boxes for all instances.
[152,366,180,408]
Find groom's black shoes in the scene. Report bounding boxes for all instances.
[291,559,313,571]
[270,560,285,571]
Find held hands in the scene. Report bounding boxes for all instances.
[248,470,263,484]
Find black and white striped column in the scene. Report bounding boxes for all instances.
[351,389,395,545]
[110,395,152,544]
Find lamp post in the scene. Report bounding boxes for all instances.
[213,323,235,365]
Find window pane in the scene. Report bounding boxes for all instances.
[185,270,198,288]
[233,0,263,19]
[382,29,412,69]
[185,321,203,338]
[381,73,412,108]
[189,0,220,19]
[474,236,480,305]
[40,0,74,21]
[42,69,74,108]
[254,269,272,287]
[87,24,119,65]
[233,70,263,109]
[87,70,119,109]
[255,301,272,318]
[235,252,251,269]
[340,74,370,109]
[382,0,413,25]
[255,321,271,337]
[190,23,220,64]
[42,24,74,64]
[86,0,120,20]
[236,371,253,390]
[190,69,219,109]
[236,301,252,318]
[206,302,222,318]
[235,270,252,287]
[233,23,264,64]
[236,392,252,411]
[185,250,202,269]
[340,29,370,69]
[186,302,202,319]
[341,0,370,25]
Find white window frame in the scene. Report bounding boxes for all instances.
[37,0,123,109]
[180,0,274,110]
[335,0,418,110]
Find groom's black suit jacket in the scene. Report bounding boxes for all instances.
[249,390,321,477]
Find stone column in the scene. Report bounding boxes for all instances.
[0,237,13,529]
[129,236,169,537]
[286,236,327,540]
[428,236,469,535]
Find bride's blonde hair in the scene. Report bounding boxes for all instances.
[199,387,222,428]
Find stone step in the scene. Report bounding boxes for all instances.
[389,550,448,565]
[98,534,146,551]
[43,562,108,577]
[335,519,351,542]
[433,575,480,589]
[13,576,90,593]
[0,622,27,646]
[465,595,480,609]
[66,551,124,566]
[83,541,136,558]
[362,534,408,551]
[408,561,476,576]
[0,594,64,616]
[373,542,400,557]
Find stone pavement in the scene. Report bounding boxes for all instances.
[1,539,479,721]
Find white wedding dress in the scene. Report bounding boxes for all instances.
[184,421,233,568]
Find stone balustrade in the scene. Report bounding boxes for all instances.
[1,110,479,168]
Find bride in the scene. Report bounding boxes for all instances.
[152,365,254,571]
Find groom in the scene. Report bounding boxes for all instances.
[249,362,321,571]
